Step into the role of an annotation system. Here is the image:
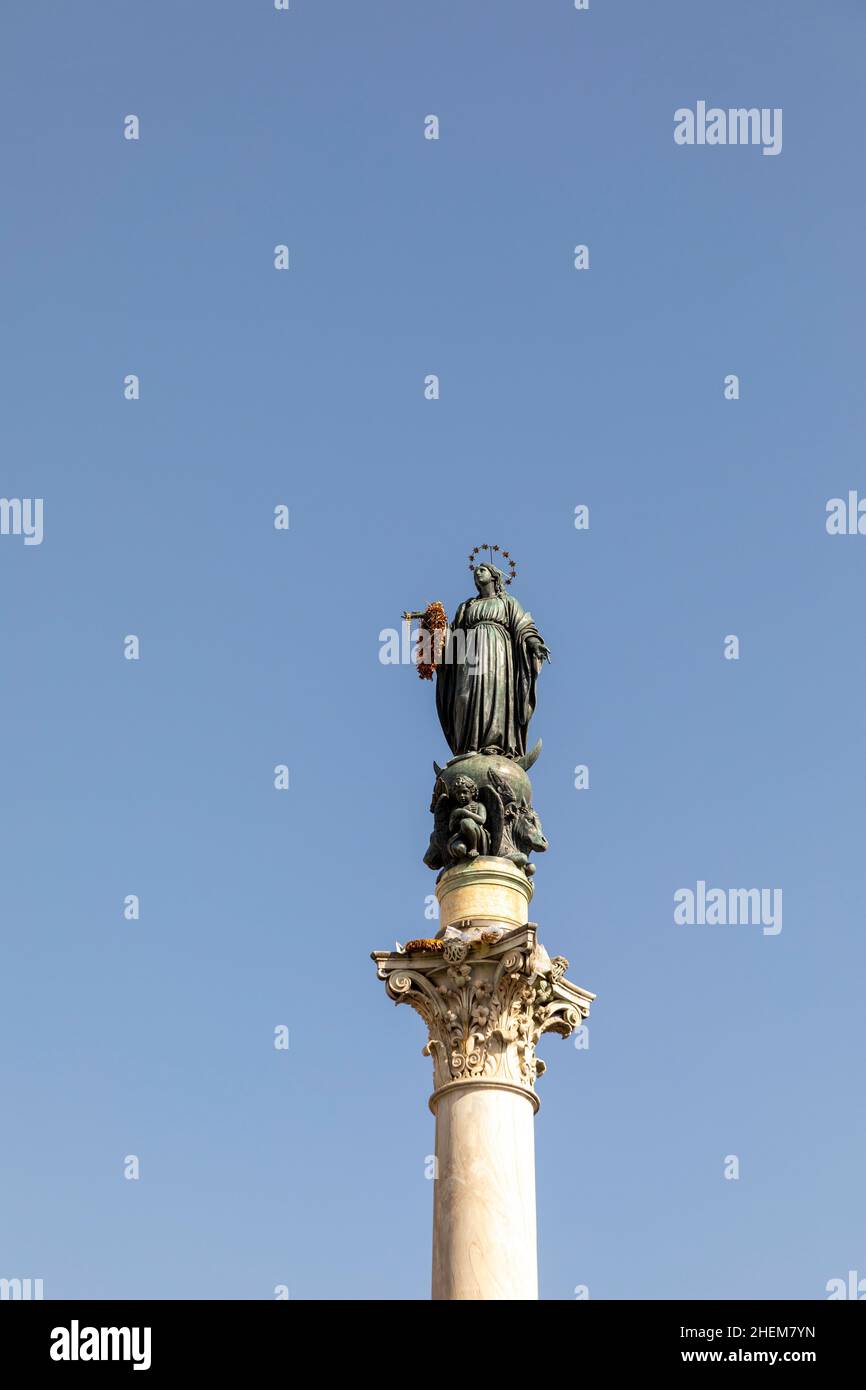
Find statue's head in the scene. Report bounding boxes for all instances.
[473,563,505,597]
[451,775,478,805]
[467,544,516,592]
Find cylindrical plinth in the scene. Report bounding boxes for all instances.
[436,856,533,933]
[431,1081,538,1301]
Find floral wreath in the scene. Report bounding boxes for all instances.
[413,601,447,681]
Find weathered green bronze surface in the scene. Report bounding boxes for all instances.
[435,563,550,759]
[411,559,551,880]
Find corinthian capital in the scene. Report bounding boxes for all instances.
[372,926,594,1106]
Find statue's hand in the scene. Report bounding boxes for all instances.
[530,640,551,664]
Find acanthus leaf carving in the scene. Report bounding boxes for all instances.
[372,926,594,1099]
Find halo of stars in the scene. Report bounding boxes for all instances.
[467,543,517,586]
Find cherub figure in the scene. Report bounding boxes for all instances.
[447,775,489,861]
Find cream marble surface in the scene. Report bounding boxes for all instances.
[431,1082,538,1300]
[435,856,533,932]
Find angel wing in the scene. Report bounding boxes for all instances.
[430,776,453,842]
[432,791,451,836]
[424,780,453,871]
[478,783,505,857]
[486,766,517,805]
[429,775,448,815]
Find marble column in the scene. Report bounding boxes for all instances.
[372,856,594,1301]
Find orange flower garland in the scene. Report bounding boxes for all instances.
[415,600,448,680]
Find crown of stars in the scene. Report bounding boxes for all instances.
[467,543,517,585]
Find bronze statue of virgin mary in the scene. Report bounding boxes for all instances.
[435,560,550,760]
[406,549,552,877]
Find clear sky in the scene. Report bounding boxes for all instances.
[2,1,864,1301]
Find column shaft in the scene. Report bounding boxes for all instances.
[431,1083,538,1300]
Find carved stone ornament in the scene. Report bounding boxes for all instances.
[372,926,594,1107]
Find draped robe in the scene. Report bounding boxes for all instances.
[435,593,543,757]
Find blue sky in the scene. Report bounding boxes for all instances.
[1,0,865,1299]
